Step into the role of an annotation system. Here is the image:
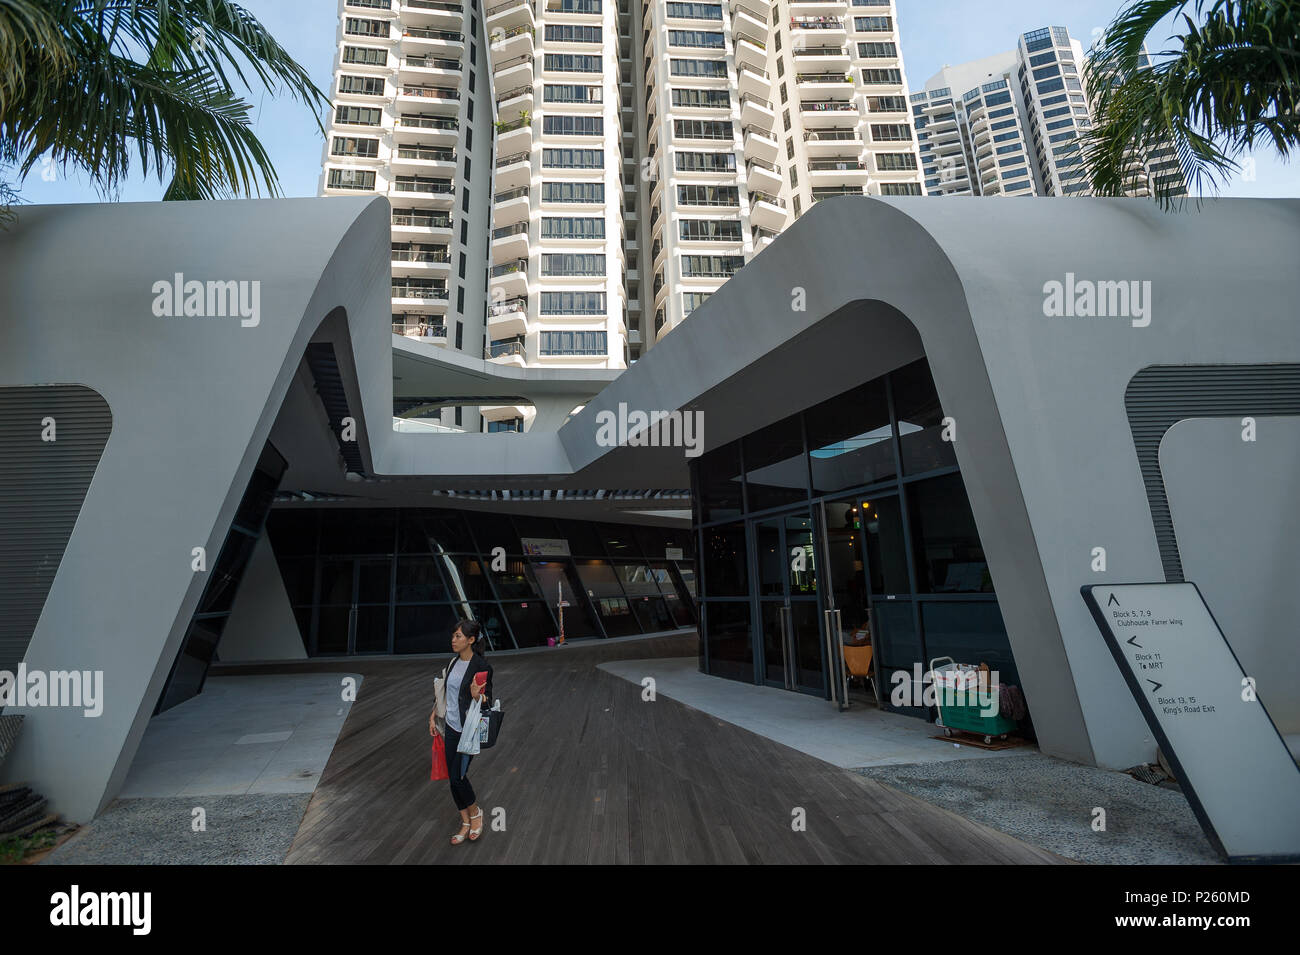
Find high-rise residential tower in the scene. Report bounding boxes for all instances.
[914,26,1187,199]
[321,0,925,426]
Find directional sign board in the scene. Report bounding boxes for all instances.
[1082,582,1300,862]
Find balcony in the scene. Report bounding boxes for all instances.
[491,21,534,61]
[791,45,849,70]
[495,82,535,115]
[811,186,864,203]
[745,156,782,194]
[752,225,779,252]
[488,259,529,300]
[392,209,453,237]
[748,190,787,230]
[493,51,534,91]
[732,2,768,35]
[789,15,846,41]
[486,338,527,366]
[803,127,863,156]
[808,158,870,183]
[394,318,450,344]
[491,220,530,259]
[403,0,464,30]
[736,63,770,99]
[392,281,450,308]
[389,175,455,207]
[400,26,465,56]
[494,149,532,189]
[492,184,530,225]
[394,113,459,145]
[398,55,462,83]
[795,72,854,97]
[734,33,766,70]
[485,0,533,31]
[739,94,775,131]
[494,110,533,154]
[391,244,451,274]
[397,84,462,115]
[801,99,859,127]
[390,143,456,172]
[742,126,779,162]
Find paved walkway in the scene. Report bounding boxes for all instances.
[270,634,1061,864]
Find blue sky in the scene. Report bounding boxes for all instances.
[11,0,1298,203]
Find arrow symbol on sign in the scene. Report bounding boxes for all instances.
[1127,635,1142,649]
[1108,593,1120,607]
[1147,679,1162,693]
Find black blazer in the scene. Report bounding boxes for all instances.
[443,653,493,731]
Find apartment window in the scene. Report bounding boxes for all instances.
[469,70,476,93]
[455,406,463,427]
[681,255,744,277]
[335,105,382,126]
[866,95,908,112]
[455,321,464,350]
[779,83,787,105]
[880,182,922,196]
[666,2,722,19]
[682,292,712,315]
[679,219,742,241]
[544,84,603,103]
[542,114,604,135]
[539,292,607,315]
[860,68,903,85]
[541,216,605,238]
[674,151,736,172]
[462,188,471,211]
[857,41,898,57]
[542,253,606,276]
[786,138,795,160]
[551,0,602,10]
[793,195,802,217]
[670,59,728,78]
[488,418,523,433]
[544,24,602,43]
[543,147,605,168]
[853,15,892,31]
[776,57,785,79]
[870,123,912,141]
[544,53,602,72]
[340,73,385,96]
[541,181,605,203]
[673,119,733,140]
[344,16,388,38]
[677,184,739,206]
[668,29,724,48]
[459,252,467,279]
[789,165,798,188]
[327,168,375,190]
[331,136,380,158]
[671,88,730,108]
[875,152,918,171]
[540,330,608,355]
[343,45,387,66]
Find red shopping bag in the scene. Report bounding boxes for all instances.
[431,735,448,781]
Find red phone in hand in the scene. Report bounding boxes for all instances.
[473,672,487,690]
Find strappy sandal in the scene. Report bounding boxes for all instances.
[467,809,484,842]
[450,820,472,846]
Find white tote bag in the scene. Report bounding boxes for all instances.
[457,698,482,755]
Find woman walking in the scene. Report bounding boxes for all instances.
[430,619,493,845]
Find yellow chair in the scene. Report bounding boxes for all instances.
[842,643,878,703]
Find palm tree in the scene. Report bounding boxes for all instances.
[1083,0,1300,205]
[0,0,327,204]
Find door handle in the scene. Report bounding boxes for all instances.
[778,605,793,690]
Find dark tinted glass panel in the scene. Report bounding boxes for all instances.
[862,496,910,595]
[786,513,817,596]
[357,558,392,603]
[292,607,312,652]
[871,599,920,671]
[492,556,541,599]
[395,604,457,654]
[399,511,476,552]
[790,600,823,691]
[598,523,641,557]
[906,473,991,593]
[320,509,396,554]
[822,500,868,632]
[469,513,520,553]
[919,601,1018,686]
[501,601,556,647]
[881,665,929,718]
[744,415,807,511]
[354,605,390,652]
[807,378,895,495]
[530,561,600,637]
[276,557,317,606]
[266,510,319,555]
[704,601,752,681]
[891,359,957,476]
[316,606,350,653]
[594,594,641,635]
[754,518,784,596]
[442,553,495,601]
[513,515,562,543]
[232,466,281,534]
[468,603,511,651]
[664,591,694,626]
[319,560,353,605]
[697,440,744,522]
[702,523,747,596]
[630,595,673,633]
[616,561,661,595]
[396,557,449,602]
[574,559,624,598]
[197,531,258,614]
[556,518,603,556]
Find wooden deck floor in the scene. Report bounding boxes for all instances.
[218,635,1065,864]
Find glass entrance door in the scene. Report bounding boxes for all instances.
[316,557,392,654]
[752,512,824,693]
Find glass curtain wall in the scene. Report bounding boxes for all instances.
[267,509,697,654]
[693,358,1019,718]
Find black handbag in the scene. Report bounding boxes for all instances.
[480,701,504,749]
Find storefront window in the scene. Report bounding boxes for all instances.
[701,523,748,597]
[807,379,896,495]
[891,359,957,476]
[697,439,744,522]
[743,414,808,512]
[906,473,992,593]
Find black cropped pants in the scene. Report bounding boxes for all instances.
[442,725,476,811]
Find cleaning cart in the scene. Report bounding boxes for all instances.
[928,656,1018,744]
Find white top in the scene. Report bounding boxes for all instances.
[444,658,470,732]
